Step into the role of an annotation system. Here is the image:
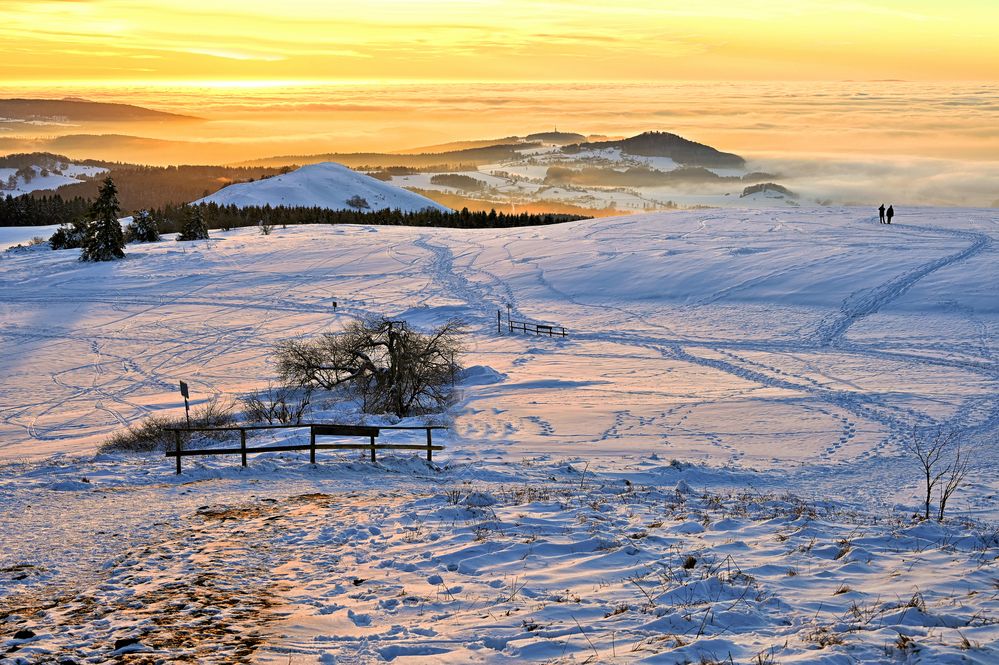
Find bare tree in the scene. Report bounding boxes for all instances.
[937,440,971,521]
[275,317,463,417]
[240,384,312,424]
[903,426,971,521]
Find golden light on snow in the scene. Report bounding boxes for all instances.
[1,0,996,82]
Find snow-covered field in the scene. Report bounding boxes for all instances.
[1,208,997,663]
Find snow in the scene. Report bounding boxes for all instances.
[0,226,59,251]
[0,163,107,196]
[195,162,450,212]
[1,207,997,662]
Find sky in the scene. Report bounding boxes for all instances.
[2,0,998,83]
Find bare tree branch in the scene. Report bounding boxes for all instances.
[274,316,464,417]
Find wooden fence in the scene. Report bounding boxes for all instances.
[498,309,567,337]
[165,423,445,474]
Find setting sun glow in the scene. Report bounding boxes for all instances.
[3,0,997,83]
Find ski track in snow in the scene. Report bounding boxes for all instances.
[2,210,997,494]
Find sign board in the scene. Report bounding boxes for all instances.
[179,380,189,399]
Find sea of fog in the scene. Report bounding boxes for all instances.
[1,80,998,206]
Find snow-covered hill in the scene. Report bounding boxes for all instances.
[0,161,107,196]
[195,161,450,212]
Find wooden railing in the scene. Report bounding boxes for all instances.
[164,423,445,474]
[498,309,568,337]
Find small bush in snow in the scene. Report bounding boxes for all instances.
[240,384,312,424]
[345,195,370,210]
[903,426,972,521]
[100,395,236,453]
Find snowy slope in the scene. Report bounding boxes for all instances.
[1,208,997,663]
[0,225,59,250]
[0,162,107,196]
[195,161,450,212]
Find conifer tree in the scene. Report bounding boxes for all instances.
[80,177,125,261]
[49,218,89,250]
[126,209,161,243]
[177,205,209,241]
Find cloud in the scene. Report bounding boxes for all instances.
[181,48,285,62]
[751,153,999,207]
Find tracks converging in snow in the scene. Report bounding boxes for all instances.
[812,223,992,347]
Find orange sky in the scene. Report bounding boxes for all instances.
[2,1,998,83]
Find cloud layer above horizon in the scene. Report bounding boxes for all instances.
[2,0,998,82]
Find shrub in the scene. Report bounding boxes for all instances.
[904,426,972,521]
[345,195,370,210]
[240,384,312,424]
[99,395,236,453]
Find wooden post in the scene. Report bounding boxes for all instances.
[497,309,501,335]
[310,427,316,464]
[240,428,247,467]
[174,429,182,475]
[369,434,377,463]
[426,428,433,462]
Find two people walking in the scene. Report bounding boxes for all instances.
[878,204,894,224]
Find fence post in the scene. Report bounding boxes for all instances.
[174,429,182,475]
[497,309,501,335]
[310,426,316,464]
[370,434,377,463]
[426,428,433,462]
[240,428,247,467]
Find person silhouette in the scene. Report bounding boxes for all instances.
[878,204,885,223]
[886,205,894,224]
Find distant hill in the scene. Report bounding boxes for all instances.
[237,143,539,169]
[525,131,586,144]
[29,158,286,213]
[0,134,250,166]
[196,162,450,212]
[563,131,745,168]
[0,98,200,123]
[394,137,521,154]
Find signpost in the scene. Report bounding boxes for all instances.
[179,380,191,428]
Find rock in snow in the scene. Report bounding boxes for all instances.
[460,491,498,507]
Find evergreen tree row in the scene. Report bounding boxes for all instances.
[43,177,589,265]
[0,193,93,226]
[149,202,588,233]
